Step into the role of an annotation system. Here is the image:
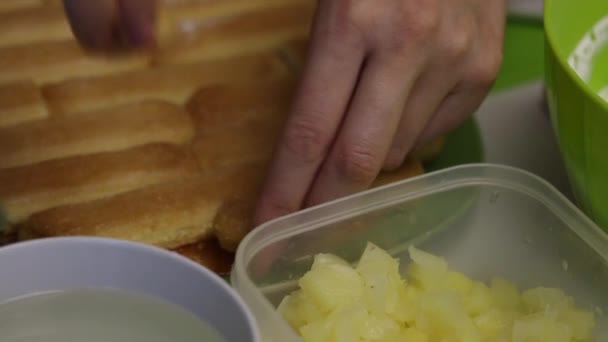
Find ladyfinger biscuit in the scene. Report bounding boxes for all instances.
[210,161,269,252]
[0,80,48,128]
[0,144,200,225]
[173,238,235,275]
[412,136,447,163]
[44,53,288,115]
[190,120,282,173]
[0,0,43,13]
[0,100,195,169]
[186,77,296,132]
[372,159,425,188]
[158,0,303,39]
[0,40,150,85]
[0,6,71,48]
[156,2,315,66]
[18,176,225,249]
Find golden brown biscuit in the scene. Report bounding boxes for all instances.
[211,161,269,252]
[0,80,48,128]
[18,176,225,249]
[173,238,235,275]
[0,40,150,85]
[0,144,200,225]
[0,6,71,48]
[0,0,43,13]
[156,2,314,65]
[44,53,288,115]
[158,0,307,39]
[186,77,296,132]
[372,159,425,188]
[412,136,447,163]
[191,120,282,173]
[0,100,195,169]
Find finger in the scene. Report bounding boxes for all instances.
[63,0,119,50]
[253,4,366,226]
[416,86,487,148]
[118,0,158,48]
[417,36,503,147]
[382,72,455,171]
[383,8,473,171]
[305,52,420,207]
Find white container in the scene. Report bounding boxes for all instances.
[0,237,260,342]
[232,164,608,341]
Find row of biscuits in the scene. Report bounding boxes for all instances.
[0,0,440,274]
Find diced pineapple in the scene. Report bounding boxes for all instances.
[278,290,325,330]
[465,282,493,316]
[474,309,514,339]
[357,243,409,322]
[279,244,598,342]
[415,291,482,342]
[402,327,429,342]
[408,246,448,291]
[446,271,474,296]
[558,309,596,340]
[512,313,573,342]
[298,253,364,312]
[329,304,368,342]
[358,313,401,341]
[300,319,334,342]
[522,287,574,313]
[490,277,522,311]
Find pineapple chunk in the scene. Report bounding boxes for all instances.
[522,287,574,313]
[278,291,324,330]
[402,327,429,342]
[416,291,482,342]
[279,244,597,342]
[408,246,448,291]
[474,309,514,339]
[298,253,364,312]
[491,277,522,311]
[446,271,474,296]
[356,243,410,322]
[558,309,596,340]
[512,313,573,342]
[465,282,493,316]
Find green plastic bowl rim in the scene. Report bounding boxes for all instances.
[544,0,608,112]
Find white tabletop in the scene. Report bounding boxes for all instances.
[475,81,574,200]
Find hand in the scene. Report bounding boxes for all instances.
[254,0,506,225]
[63,0,157,51]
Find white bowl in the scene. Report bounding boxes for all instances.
[0,237,260,342]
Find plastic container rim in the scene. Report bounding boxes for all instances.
[233,163,608,302]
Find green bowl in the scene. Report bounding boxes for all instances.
[545,0,608,229]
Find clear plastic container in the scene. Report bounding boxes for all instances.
[231,164,608,342]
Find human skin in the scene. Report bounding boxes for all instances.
[63,0,507,226]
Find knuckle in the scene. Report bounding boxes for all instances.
[403,2,440,43]
[323,0,365,41]
[337,142,380,183]
[467,51,503,87]
[441,24,474,60]
[283,116,330,163]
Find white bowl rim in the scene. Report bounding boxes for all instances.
[0,236,261,342]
